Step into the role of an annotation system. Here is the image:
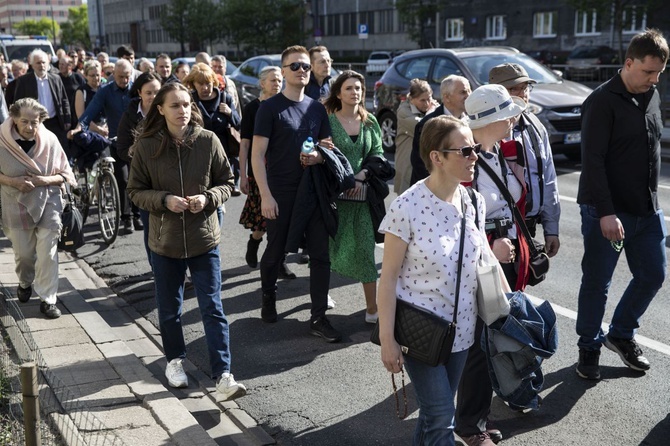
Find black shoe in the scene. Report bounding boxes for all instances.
[298,250,309,264]
[261,292,277,323]
[16,285,32,303]
[310,316,341,343]
[133,217,144,230]
[123,219,134,234]
[278,258,296,280]
[486,422,503,444]
[604,334,650,371]
[40,301,62,319]
[245,235,262,268]
[576,348,601,380]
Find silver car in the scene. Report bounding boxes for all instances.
[373,47,593,161]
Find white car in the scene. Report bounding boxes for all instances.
[366,51,404,76]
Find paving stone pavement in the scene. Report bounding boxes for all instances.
[0,233,274,446]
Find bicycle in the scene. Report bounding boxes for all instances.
[71,136,121,245]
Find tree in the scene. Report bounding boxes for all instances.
[188,0,225,52]
[396,0,443,49]
[14,19,59,42]
[568,0,666,62]
[221,0,307,54]
[60,5,90,48]
[161,0,190,56]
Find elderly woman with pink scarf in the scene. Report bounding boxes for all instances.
[0,98,75,319]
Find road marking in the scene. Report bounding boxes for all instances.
[526,294,670,357]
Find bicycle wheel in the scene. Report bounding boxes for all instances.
[97,169,120,245]
[72,168,90,224]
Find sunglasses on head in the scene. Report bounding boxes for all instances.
[283,62,311,72]
[439,143,482,157]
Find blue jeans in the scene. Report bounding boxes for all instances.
[577,205,667,350]
[403,350,469,446]
[151,247,231,378]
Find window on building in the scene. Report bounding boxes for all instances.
[622,6,647,33]
[445,18,464,41]
[486,15,506,40]
[25,10,31,16]
[59,10,64,16]
[360,11,375,34]
[378,9,395,34]
[342,12,356,35]
[36,0,41,4]
[575,9,599,35]
[534,11,557,38]
[47,10,51,16]
[326,14,340,36]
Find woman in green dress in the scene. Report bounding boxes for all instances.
[323,70,384,324]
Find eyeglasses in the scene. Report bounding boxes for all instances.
[508,83,533,94]
[283,62,311,72]
[439,143,482,157]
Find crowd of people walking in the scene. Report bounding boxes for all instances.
[0,28,667,444]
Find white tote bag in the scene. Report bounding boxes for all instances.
[476,246,511,325]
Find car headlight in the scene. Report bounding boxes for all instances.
[526,103,543,114]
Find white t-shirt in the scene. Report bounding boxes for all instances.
[476,150,523,239]
[380,182,486,352]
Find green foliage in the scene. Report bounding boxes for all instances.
[221,0,308,54]
[161,0,225,56]
[60,5,89,48]
[396,0,442,49]
[14,18,59,42]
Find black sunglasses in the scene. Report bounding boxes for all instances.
[283,62,311,72]
[439,143,482,157]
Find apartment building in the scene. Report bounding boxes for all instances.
[0,0,82,36]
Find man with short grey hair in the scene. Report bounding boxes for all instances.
[212,55,240,115]
[410,74,471,184]
[10,49,71,149]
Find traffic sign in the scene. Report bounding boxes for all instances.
[358,23,368,39]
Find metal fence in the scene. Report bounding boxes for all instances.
[0,286,126,446]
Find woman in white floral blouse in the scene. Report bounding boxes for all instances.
[377,115,487,446]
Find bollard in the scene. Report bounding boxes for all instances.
[20,362,41,446]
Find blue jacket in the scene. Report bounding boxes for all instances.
[483,291,558,411]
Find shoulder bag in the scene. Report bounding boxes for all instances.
[58,182,85,252]
[466,187,510,325]
[370,193,467,367]
[476,157,549,285]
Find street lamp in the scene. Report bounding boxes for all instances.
[50,3,57,46]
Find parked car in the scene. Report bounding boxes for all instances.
[229,54,339,106]
[564,46,618,81]
[171,57,237,76]
[373,47,592,161]
[365,51,404,77]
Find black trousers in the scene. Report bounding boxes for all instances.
[111,143,139,220]
[44,117,69,156]
[456,242,519,436]
[260,191,329,320]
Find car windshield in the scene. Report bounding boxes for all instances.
[5,43,53,61]
[460,53,561,85]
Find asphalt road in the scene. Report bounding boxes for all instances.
[73,155,670,446]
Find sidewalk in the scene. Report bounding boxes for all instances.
[0,234,274,446]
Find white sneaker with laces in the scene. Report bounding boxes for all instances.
[327,295,336,309]
[165,358,188,388]
[216,372,247,402]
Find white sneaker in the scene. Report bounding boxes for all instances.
[365,312,378,324]
[327,295,336,309]
[216,372,247,402]
[165,358,188,388]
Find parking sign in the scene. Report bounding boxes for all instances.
[358,24,368,39]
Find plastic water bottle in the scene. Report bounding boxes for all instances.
[301,137,315,154]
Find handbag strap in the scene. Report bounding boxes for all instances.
[451,190,467,325]
[475,157,541,257]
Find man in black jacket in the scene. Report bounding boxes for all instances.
[10,50,71,150]
[410,75,470,185]
[576,29,668,381]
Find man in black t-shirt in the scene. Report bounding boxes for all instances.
[252,45,341,342]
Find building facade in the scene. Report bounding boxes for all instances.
[90,0,670,59]
[0,0,82,36]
